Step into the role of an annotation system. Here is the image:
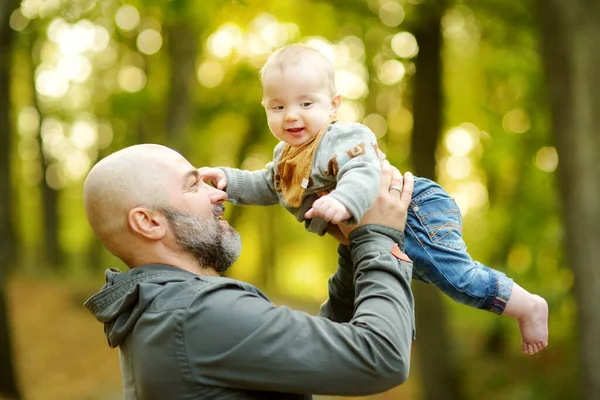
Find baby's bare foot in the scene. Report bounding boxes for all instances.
[518,295,549,355]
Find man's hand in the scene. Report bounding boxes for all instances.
[304,195,352,225]
[198,167,228,190]
[338,160,414,238]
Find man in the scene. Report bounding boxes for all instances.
[83,143,415,399]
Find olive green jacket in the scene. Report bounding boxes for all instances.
[84,225,415,399]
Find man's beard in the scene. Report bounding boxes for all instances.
[160,206,242,273]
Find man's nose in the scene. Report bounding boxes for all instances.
[208,185,228,203]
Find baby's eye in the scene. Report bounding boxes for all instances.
[301,102,313,108]
[272,105,284,111]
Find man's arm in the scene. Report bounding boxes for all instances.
[182,226,414,396]
[318,243,355,322]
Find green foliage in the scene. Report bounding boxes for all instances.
[3,0,575,398]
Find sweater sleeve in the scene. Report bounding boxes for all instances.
[182,225,415,397]
[324,124,382,225]
[219,143,285,206]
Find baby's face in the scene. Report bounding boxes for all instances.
[262,66,339,147]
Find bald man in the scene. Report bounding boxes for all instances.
[83,144,416,400]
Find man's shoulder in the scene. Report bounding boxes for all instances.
[151,275,271,311]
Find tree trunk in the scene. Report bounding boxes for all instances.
[165,22,199,156]
[537,1,600,398]
[0,0,23,397]
[23,32,64,271]
[410,3,464,400]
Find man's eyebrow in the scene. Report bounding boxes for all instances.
[183,169,200,187]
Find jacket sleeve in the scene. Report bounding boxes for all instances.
[182,225,415,396]
[318,244,355,322]
[325,124,382,225]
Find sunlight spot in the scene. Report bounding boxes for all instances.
[56,20,96,56]
[363,113,387,138]
[117,66,146,92]
[41,117,68,161]
[338,100,364,123]
[64,85,91,111]
[208,24,243,58]
[47,18,69,43]
[57,55,92,83]
[451,191,471,216]
[535,146,558,172]
[378,59,405,85]
[97,123,114,149]
[247,33,272,56]
[460,181,488,208]
[260,22,289,48]
[379,2,405,27]
[305,38,335,63]
[64,151,92,180]
[35,69,69,98]
[20,0,42,19]
[446,156,471,179]
[70,120,97,150]
[18,106,40,137]
[197,60,225,88]
[336,70,368,100]
[445,126,476,156]
[115,5,141,32]
[340,36,365,64]
[92,25,111,52]
[391,32,419,58]
[503,108,530,134]
[10,9,30,32]
[137,29,162,55]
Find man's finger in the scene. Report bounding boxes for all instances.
[399,172,414,207]
[388,167,403,199]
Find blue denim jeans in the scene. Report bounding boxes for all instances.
[404,177,513,314]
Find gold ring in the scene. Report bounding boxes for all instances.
[389,185,402,193]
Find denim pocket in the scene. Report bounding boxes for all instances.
[410,189,465,251]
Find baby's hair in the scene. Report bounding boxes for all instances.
[259,43,337,97]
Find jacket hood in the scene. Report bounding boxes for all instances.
[84,264,197,348]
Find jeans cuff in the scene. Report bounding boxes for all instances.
[489,273,514,315]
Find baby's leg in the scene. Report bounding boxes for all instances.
[405,180,548,354]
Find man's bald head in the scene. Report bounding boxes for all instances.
[83,144,189,259]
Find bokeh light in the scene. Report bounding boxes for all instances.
[391,32,419,58]
[503,108,530,134]
[137,29,163,55]
[115,5,141,32]
[535,146,559,172]
[117,66,147,92]
[197,60,225,88]
[378,59,405,85]
[379,2,405,27]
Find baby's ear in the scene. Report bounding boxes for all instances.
[331,94,342,115]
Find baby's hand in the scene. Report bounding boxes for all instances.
[198,167,227,190]
[304,195,352,225]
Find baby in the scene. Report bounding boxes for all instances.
[200,43,548,355]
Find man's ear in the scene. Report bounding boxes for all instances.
[128,207,167,240]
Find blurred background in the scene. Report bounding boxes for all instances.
[1,0,598,399]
